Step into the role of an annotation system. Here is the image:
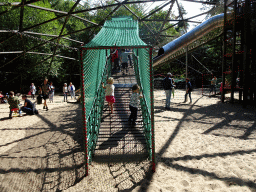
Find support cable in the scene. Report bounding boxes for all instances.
[192,54,212,74]
[176,59,203,74]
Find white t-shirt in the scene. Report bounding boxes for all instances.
[30,85,36,94]
[105,84,115,96]
[130,92,140,108]
[63,86,68,93]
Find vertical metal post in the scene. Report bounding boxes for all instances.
[149,47,155,172]
[231,0,237,103]
[222,0,228,103]
[186,46,188,79]
[202,74,204,95]
[243,0,250,107]
[80,47,88,176]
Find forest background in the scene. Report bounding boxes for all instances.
[0,0,222,93]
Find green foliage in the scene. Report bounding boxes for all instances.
[0,0,184,92]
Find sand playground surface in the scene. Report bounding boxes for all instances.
[0,89,256,192]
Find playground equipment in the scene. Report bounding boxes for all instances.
[153,13,228,67]
[154,0,256,105]
[222,0,256,105]
[80,17,155,175]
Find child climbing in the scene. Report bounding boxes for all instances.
[102,77,115,114]
[128,84,143,127]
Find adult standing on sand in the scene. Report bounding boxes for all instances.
[41,78,50,111]
[63,83,68,102]
[30,83,36,100]
[163,72,175,110]
[68,82,76,100]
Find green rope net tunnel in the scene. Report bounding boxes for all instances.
[80,16,155,175]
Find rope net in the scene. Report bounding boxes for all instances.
[81,16,154,174]
[133,48,152,159]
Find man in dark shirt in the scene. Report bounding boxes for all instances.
[163,72,175,109]
[21,95,39,115]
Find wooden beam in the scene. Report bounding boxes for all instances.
[19,0,26,32]
[115,0,160,45]
[154,0,175,45]
[47,0,81,76]
[0,0,40,16]
[73,1,167,15]
[26,4,98,26]
[0,30,84,44]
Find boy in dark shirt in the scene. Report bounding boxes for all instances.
[183,78,192,104]
[21,95,39,115]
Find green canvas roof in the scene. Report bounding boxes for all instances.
[83,16,147,48]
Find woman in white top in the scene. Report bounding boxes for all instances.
[49,82,55,103]
[102,77,115,114]
[63,83,68,102]
[30,83,36,100]
[68,82,76,99]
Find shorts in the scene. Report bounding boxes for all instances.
[122,62,128,69]
[106,96,115,103]
[42,94,49,100]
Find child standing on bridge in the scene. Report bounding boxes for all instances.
[102,77,115,114]
[128,84,143,127]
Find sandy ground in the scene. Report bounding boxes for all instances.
[0,90,256,192]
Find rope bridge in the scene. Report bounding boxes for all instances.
[80,17,155,175]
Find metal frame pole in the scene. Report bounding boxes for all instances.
[222,0,228,103]
[80,47,88,176]
[149,47,155,172]
[186,46,188,79]
[231,0,237,103]
[242,0,250,107]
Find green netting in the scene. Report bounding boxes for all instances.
[82,49,111,163]
[84,16,146,48]
[133,48,152,160]
[81,16,154,170]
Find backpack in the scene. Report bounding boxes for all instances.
[163,77,172,90]
[188,82,193,92]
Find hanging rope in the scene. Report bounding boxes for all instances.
[176,59,203,74]
[192,54,212,74]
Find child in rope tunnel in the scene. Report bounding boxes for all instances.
[128,84,143,127]
[102,77,115,114]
